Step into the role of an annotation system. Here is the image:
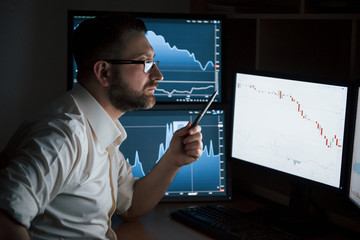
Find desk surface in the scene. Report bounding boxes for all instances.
[114,196,262,240]
[114,196,358,240]
[114,202,211,240]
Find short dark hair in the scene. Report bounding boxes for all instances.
[71,13,147,76]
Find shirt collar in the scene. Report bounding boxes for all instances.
[70,84,127,150]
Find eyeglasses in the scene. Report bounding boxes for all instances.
[103,59,159,73]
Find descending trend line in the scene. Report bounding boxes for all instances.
[240,83,343,149]
[146,31,215,71]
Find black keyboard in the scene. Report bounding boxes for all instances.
[170,205,301,240]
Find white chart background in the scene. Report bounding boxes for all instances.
[232,73,347,187]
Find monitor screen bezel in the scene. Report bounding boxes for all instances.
[229,69,352,192]
[67,10,226,104]
[346,82,360,210]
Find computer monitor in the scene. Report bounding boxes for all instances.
[119,108,230,201]
[349,86,360,209]
[231,71,349,212]
[68,11,224,103]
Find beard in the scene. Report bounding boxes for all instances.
[108,79,157,112]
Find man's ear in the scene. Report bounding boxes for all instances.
[93,61,111,87]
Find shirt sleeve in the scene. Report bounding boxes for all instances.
[115,152,137,215]
[0,117,84,228]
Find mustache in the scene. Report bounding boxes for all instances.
[144,82,159,89]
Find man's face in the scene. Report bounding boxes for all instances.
[108,32,163,112]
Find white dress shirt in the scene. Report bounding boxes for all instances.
[0,84,136,239]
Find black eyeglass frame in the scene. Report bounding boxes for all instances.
[103,59,159,73]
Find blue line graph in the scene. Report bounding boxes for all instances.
[155,84,215,96]
[144,18,222,102]
[146,31,214,71]
[129,124,220,192]
[119,110,227,197]
[144,23,222,102]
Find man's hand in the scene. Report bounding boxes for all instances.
[165,122,203,168]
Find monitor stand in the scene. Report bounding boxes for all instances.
[288,181,311,217]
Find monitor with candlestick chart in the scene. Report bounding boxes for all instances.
[231,71,349,189]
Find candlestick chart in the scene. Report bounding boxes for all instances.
[232,73,347,188]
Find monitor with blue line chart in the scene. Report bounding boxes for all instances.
[69,13,223,103]
[118,109,229,201]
